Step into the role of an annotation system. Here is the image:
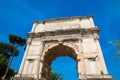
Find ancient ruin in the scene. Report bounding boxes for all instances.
[15,16,113,80]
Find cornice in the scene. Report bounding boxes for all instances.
[27,27,99,38]
[33,16,93,24]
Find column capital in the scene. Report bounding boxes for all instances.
[39,59,44,63]
[39,56,44,63]
[78,38,82,42]
[77,58,81,62]
[27,38,32,45]
[93,33,99,40]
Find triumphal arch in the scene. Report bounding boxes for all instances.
[15,16,113,80]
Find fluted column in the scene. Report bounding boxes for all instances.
[77,38,86,80]
[32,59,39,79]
[38,52,45,79]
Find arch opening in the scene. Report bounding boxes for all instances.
[41,44,78,80]
[51,56,78,80]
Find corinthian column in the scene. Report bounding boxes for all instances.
[77,39,86,80]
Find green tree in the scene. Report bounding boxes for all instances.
[1,34,26,80]
[109,39,120,59]
[6,68,17,80]
[0,54,8,78]
[0,42,19,59]
[49,71,63,80]
[0,54,17,80]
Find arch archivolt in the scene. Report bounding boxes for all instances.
[39,39,80,80]
[63,42,79,54]
[41,39,80,58]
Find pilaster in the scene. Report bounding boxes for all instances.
[77,38,86,80]
[17,38,32,75]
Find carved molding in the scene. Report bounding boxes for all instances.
[77,58,81,62]
[27,38,32,45]
[27,28,99,38]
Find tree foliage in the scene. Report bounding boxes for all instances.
[0,54,8,78]
[9,34,26,47]
[1,34,26,80]
[0,42,19,59]
[0,54,17,79]
[49,71,63,80]
[6,68,17,80]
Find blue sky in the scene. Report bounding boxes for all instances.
[0,0,120,80]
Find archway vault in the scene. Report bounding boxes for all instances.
[41,44,78,80]
[44,44,77,66]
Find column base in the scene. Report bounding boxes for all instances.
[14,74,114,80]
[14,74,34,80]
[79,74,114,80]
[14,77,34,80]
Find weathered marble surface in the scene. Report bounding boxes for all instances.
[14,16,113,80]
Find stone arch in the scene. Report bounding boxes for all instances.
[44,42,79,57]
[41,44,78,80]
[15,16,113,80]
[63,42,79,54]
